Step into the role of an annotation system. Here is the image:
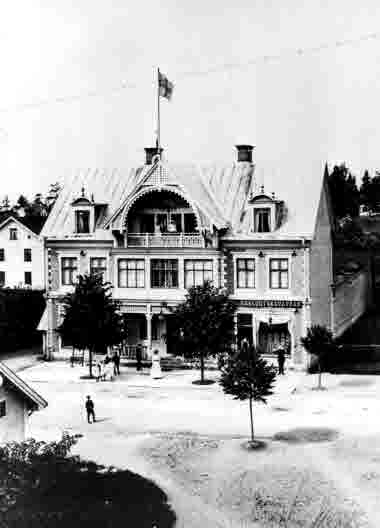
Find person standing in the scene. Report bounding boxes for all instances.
[276,344,286,375]
[85,395,96,423]
[113,349,120,376]
[136,344,143,372]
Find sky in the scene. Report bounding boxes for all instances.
[1,1,380,201]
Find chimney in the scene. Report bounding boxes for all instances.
[144,147,163,165]
[235,144,254,163]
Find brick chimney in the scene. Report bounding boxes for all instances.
[144,147,163,165]
[235,145,254,163]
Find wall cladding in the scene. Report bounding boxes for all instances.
[333,271,369,338]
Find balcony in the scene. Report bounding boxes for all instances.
[126,233,204,248]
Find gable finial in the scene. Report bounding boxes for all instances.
[81,186,85,198]
[260,184,265,194]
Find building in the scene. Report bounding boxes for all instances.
[39,145,370,369]
[0,216,44,288]
[0,361,47,443]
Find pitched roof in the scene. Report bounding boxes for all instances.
[42,157,325,240]
[0,215,42,238]
[0,362,48,411]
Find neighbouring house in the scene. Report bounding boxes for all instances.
[38,144,371,369]
[0,216,44,288]
[0,361,47,443]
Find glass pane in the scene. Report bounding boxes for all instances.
[271,272,279,288]
[136,269,145,288]
[280,260,288,270]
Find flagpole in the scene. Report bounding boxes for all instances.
[157,67,161,153]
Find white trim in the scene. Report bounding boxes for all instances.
[251,203,275,234]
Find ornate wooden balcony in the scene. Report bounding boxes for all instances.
[126,233,204,248]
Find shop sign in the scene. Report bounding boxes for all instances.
[239,299,303,309]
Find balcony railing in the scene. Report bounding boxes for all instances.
[126,233,204,248]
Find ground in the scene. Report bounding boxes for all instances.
[5,355,380,527]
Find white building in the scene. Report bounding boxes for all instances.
[0,216,44,289]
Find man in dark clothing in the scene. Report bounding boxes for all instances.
[85,395,96,423]
[136,344,143,372]
[113,350,120,375]
[276,345,286,375]
[136,344,143,371]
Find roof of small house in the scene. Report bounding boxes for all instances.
[42,156,326,240]
[0,362,48,411]
[0,215,43,238]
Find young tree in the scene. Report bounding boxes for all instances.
[220,346,277,444]
[301,325,334,389]
[58,273,127,378]
[168,281,236,384]
[45,182,61,213]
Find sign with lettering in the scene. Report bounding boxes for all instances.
[238,299,303,309]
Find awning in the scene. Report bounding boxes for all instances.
[37,308,48,332]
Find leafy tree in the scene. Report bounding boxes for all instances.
[168,281,236,383]
[0,195,11,213]
[328,164,360,219]
[220,346,277,443]
[0,433,175,527]
[360,171,380,213]
[301,325,334,389]
[58,274,127,377]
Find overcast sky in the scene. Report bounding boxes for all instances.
[1,1,380,200]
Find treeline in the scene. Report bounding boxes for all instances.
[0,182,61,234]
[0,288,45,351]
[327,164,380,219]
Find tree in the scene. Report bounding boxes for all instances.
[0,433,176,527]
[58,274,127,378]
[220,346,277,444]
[168,281,236,384]
[46,182,61,213]
[328,164,360,219]
[300,325,334,389]
[360,171,380,213]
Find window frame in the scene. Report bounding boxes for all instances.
[236,258,256,289]
[269,258,289,290]
[0,249,5,261]
[9,228,17,240]
[0,400,6,418]
[90,257,107,280]
[0,271,5,286]
[254,208,271,233]
[151,259,179,289]
[118,259,145,288]
[184,259,213,289]
[75,210,90,234]
[24,248,32,262]
[61,257,78,286]
[24,271,32,286]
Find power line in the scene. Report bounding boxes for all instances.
[1,28,380,114]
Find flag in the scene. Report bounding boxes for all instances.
[159,71,174,100]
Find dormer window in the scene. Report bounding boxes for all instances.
[76,210,90,233]
[249,187,281,233]
[254,208,271,232]
[9,228,17,240]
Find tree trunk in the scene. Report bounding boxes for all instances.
[89,347,93,378]
[249,396,254,442]
[200,351,205,382]
[318,359,322,389]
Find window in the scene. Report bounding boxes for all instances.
[24,249,32,262]
[61,257,78,285]
[9,228,17,240]
[0,271,5,286]
[237,259,255,288]
[269,258,289,289]
[24,271,32,285]
[0,400,5,418]
[151,259,178,288]
[0,249,4,261]
[75,210,90,233]
[254,208,271,232]
[118,259,145,288]
[184,213,197,233]
[184,260,213,289]
[90,257,107,280]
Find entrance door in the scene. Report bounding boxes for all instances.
[237,314,253,348]
[258,322,291,355]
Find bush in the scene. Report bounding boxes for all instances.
[0,433,176,528]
